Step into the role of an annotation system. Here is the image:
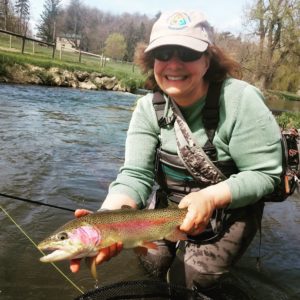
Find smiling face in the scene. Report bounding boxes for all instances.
[153,47,210,106]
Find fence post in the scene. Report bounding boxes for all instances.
[60,44,62,60]
[32,41,35,54]
[52,44,56,59]
[21,36,25,54]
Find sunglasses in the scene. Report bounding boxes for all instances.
[153,46,204,62]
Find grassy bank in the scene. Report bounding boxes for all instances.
[0,48,146,91]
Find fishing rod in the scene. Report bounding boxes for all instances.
[0,192,75,212]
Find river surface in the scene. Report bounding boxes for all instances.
[0,84,299,300]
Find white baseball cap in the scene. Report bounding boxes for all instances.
[145,11,213,53]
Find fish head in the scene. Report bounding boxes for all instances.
[38,225,101,262]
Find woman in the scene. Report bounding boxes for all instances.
[71,10,282,290]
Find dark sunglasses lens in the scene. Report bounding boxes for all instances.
[153,48,174,61]
[153,47,203,62]
[178,48,203,62]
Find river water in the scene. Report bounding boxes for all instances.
[0,84,299,300]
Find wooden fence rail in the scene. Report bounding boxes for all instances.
[0,29,56,58]
[0,29,137,74]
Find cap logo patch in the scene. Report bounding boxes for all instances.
[168,12,191,29]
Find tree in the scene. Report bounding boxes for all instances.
[244,0,300,90]
[0,0,10,30]
[15,0,30,34]
[61,0,84,48]
[122,20,148,61]
[36,0,61,42]
[54,5,154,55]
[104,33,127,60]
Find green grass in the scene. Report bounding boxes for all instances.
[0,31,146,90]
[276,112,300,129]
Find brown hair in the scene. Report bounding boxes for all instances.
[134,43,242,91]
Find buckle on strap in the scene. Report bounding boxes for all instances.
[158,115,176,127]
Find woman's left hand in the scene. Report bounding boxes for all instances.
[178,190,215,236]
[178,182,232,236]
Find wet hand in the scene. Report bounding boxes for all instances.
[70,209,123,273]
[178,182,231,236]
[178,191,215,236]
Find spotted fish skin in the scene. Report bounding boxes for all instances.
[38,207,187,263]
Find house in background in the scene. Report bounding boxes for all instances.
[56,34,81,51]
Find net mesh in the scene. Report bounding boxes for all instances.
[74,280,213,300]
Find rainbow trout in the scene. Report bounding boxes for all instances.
[38,207,187,278]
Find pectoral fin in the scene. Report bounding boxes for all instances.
[85,257,98,280]
[165,228,187,242]
[133,241,158,256]
[134,246,148,256]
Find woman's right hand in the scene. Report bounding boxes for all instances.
[69,209,123,273]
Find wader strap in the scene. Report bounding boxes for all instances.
[170,98,226,185]
[153,92,175,128]
[203,82,223,141]
[203,81,223,159]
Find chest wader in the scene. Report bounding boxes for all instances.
[152,81,250,244]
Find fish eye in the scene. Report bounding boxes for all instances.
[57,232,68,240]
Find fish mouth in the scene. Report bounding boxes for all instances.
[38,241,83,262]
[39,249,75,262]
[38,241,98,262]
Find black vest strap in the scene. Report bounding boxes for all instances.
[202,81,223,156]
[153,92,175,127]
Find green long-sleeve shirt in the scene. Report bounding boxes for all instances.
[108,78,282,209]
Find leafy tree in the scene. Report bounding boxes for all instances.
[15,0,30,34]
[244,0,300,90]
[104,32,126,60]
[37,0,61,42]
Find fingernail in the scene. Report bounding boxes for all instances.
[70,264,78,273]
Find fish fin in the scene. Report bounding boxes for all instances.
[133,246,148,256]
[142,241,158,250]
[165,227,187,242]
[85,257,98,280]
[133,242,158,256]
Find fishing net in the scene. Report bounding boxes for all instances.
[74,280,212,300]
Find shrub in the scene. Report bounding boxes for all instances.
[276,112,300,129]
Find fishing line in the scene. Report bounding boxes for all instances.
[0,192,75,212]
[0,205,84,295]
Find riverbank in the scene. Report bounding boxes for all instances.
[0,63,135,93]
[0,49,145,93]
